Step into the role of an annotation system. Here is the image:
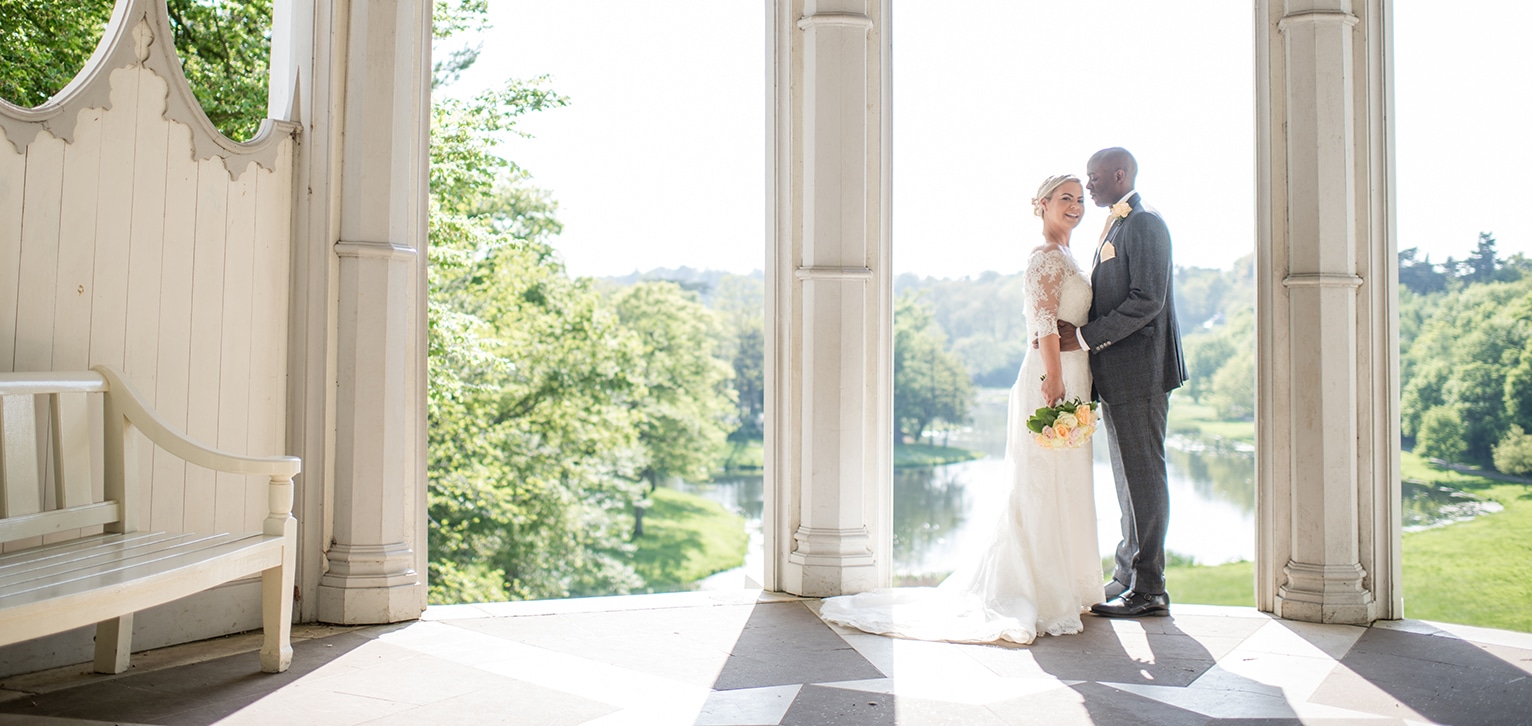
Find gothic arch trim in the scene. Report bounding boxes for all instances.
[0,0,298,179]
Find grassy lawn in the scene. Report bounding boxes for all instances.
[1399,451,1532,632]
[893,442,985,468]
[1167,399,1254,444]
[1101,555,1256,608]
[719,438,764,472]
[1144,454,1532,633]
[1165,561,1255,606]
[629,487,747,592]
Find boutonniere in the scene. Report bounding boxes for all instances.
[1110,201,1132,221]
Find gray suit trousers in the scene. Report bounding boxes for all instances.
[1101,392,1171,595]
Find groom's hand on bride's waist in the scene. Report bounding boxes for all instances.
[1054,322,1082,352]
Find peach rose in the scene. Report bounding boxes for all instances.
[1076,407,1094,427]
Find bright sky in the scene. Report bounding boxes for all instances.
[448,1,1532,279]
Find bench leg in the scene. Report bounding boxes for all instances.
[259,563,294,673]
[93,614,133,674]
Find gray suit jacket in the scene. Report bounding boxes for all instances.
[1081,193,1187,404]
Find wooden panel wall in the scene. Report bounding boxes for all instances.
[0,65,294,545]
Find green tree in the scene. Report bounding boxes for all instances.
[1465,232,1500,284]
[427,72,662,602]
[1399,247,1449,295]
[1504,344,1532,428]
[894,293,975,442]
[611,282,736,487]
[1183,333,1235,404]
[1400,276,1532,465]
[164,0,273,140]
[432,0,490,88]
[1,0,275,141]
[1401,359,1451,439]
[1415,405,1468,462]
[1492,425,1532,476]
[429,234,648,602]
[1445,362,1511,464]
[0,1,116,108]
[709,275,766,441]
[730,325,765,440]
[896,271,1028,388]
[1208,346,1255,420]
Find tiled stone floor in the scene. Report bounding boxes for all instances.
[0,589,1529,725]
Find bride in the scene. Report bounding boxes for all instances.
[818,174,1101,644]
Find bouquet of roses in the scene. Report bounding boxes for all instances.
[1026,397,1098,450]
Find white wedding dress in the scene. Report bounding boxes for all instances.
[818,246,1100,644]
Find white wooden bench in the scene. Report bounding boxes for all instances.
[0,366,299,674]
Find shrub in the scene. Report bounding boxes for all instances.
[1492,425,1532,476]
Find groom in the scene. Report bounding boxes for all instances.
[1058,147,1187,618]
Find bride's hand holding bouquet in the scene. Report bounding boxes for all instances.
[1027,394,1098,450]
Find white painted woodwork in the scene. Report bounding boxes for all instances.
[0,368,299,674]
[310,0,432,625]
[1255,0,1401,623]
[767,0,894,597]
[0,0,301,673]
[269,0,334,625]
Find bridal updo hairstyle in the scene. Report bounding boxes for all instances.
[1031,174,1080,218]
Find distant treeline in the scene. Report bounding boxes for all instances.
[895,231,1532,479]
[1399,234,1532,474]
[894,258,1254,391]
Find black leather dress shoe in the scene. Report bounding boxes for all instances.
[1090,590,1170,618]
[1103,580,1127,600]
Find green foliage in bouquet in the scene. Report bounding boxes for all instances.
[1026,398,1094,434]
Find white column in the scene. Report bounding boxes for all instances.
[276,0,429,624]
[766,0,893,597]
[1255,0,1401,623]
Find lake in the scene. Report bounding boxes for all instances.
[683,387,1484,585]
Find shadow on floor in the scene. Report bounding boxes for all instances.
[710,601,884,691]
[0,630,376,725]
[1311,624,1532,725]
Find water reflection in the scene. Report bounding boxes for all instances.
[1166,437,1256,516]
[678,475,762,523]
[1402,479,1502,531]
[683,391,1488,584]
[892,465,970,568]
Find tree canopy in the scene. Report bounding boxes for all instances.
[0,1,116,109]
[894,292,975,442]
[0,0,273,141]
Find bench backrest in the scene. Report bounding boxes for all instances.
[0,373,118,549]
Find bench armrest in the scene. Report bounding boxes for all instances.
[93,366,301,479]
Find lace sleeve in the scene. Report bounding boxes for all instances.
[1025,248,1069,340]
